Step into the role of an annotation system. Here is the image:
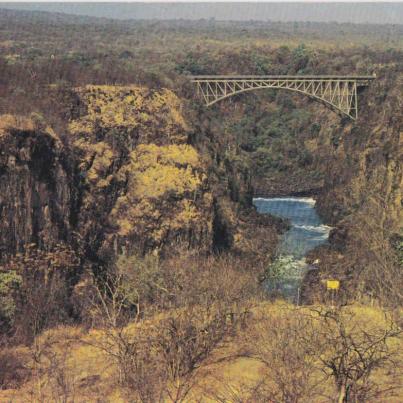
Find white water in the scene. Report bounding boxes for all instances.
[253,196,331,301]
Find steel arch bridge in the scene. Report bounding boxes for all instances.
[190,75,375,120]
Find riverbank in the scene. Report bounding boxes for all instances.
[253,171,324,199]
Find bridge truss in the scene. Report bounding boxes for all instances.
[190,75,374,120]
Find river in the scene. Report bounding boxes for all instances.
[253,197,331,302]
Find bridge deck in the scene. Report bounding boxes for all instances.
[190,75,375,83]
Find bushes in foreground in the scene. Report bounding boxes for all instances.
[2,303,400,402]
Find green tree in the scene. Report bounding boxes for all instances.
[0,271,22,332]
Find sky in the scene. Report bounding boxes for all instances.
[0,0,401,2]
[0,2,402,24]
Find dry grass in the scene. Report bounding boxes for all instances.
[0,114,60,142]
[0,302,401,403]
[0,114,34,136]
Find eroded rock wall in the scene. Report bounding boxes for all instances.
[306,69,402,303]
[1,86,268,267]
[68,86,214,259]
[0,115,75,260]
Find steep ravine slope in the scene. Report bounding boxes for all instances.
[306,70,402,304]
[216,67,401,305]
[0,86,286,337]
[68,85,215,259]
[0,88,218,261]
[0,115,77,259]
[0,86,284,320]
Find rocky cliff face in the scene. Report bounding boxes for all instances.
[307,69,402,303]
[68,85,215,260]
[316,73,402,229]
[1,86,284,338]
[0,86,279,269]
[0,115,76,260]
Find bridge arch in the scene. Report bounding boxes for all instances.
[190,75,374,120]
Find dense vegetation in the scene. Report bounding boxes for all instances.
[0,8,402,401]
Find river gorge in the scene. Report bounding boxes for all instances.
[254,197,332,302]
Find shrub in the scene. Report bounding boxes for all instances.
[0,347,30,389]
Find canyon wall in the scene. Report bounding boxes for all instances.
[0,116,76,260]
[308,68,402,303]
[0,86,282,265]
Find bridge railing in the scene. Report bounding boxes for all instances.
[189,74,375,82]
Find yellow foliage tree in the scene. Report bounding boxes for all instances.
[111,143,211,244]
